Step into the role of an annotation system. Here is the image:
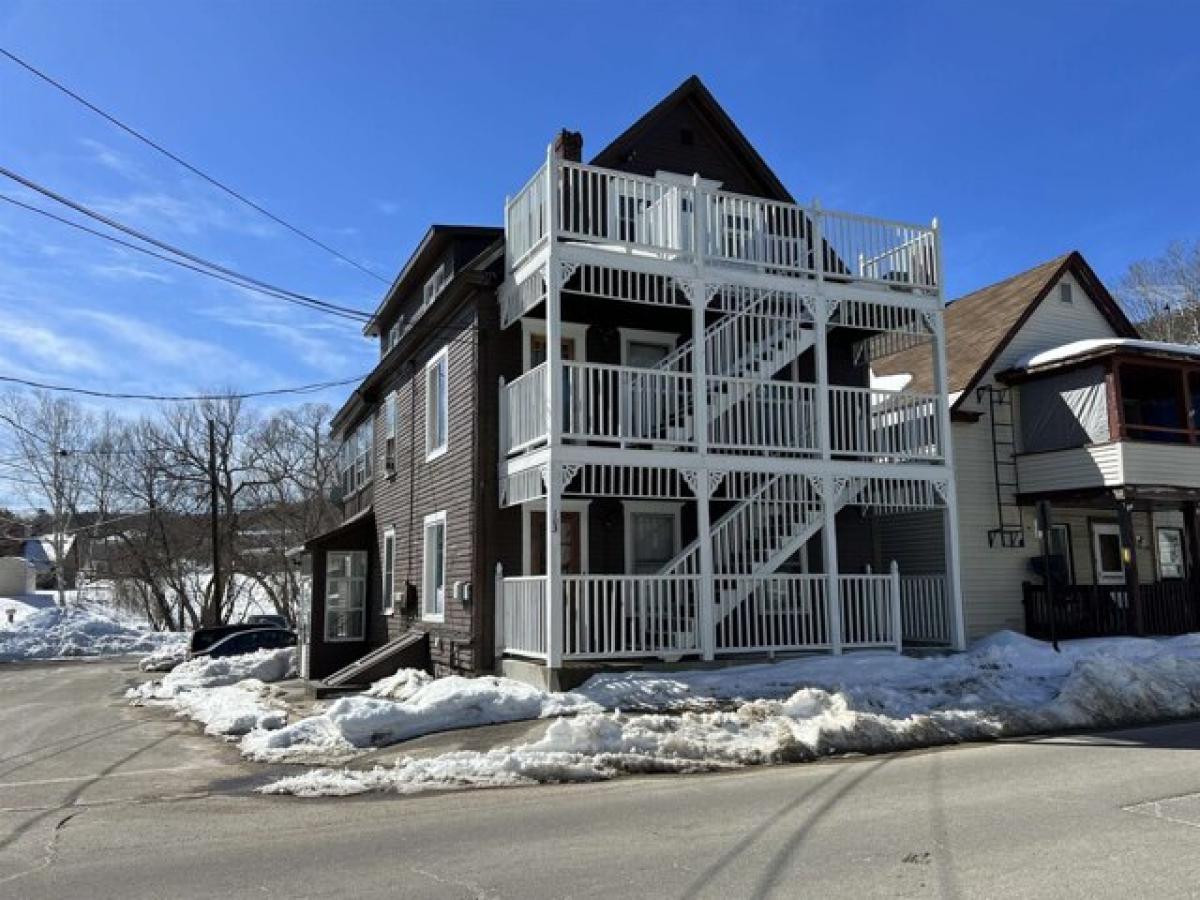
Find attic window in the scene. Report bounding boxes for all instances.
[680,128,694,146]
[423,263,451,308]
[1059,282,1073,303]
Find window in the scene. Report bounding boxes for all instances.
[623,502,682,575]
[384,392,397,472]
[1091,522,1125,585]
[1157,527,1186,580]
[425,348,448,459]
[423,263,451,308]
[619,328,676,368]
[338,418,374,495]
[382,529,396,615]
[325,550,366,640]
[422,511,447,621]
[1059,282,1073,303]
[1048,523,1074,584]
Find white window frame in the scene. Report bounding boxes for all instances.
[521,499,592,575]
[520,319,589,370]
[382,528,396,615]
[425,347,449,461]
[1157,526,1186,580]
[423,263,450,308]
[324,550,366,642]
[383,392,397,474]
[1091,521,1125,585]
[618,327,678,368]
[422,510,447,622]
[622,500,683,575]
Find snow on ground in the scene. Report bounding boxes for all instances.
[261,632,1200,797]
[0,602,186,661]
[128,647,296,737]
[241,674,600,763]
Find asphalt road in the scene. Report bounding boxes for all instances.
[4,659,1200,899]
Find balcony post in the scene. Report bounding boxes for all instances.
[544,150,564,668]
[811,295,831,462]
[690,276,716,661]
[822,475,843,654]
[890,560,903,652]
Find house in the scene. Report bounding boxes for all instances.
[301,76,965,689]
[22,533,88,590]
[875,251,1200,640]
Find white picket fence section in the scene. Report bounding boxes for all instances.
[561,575,701,660]
[499,575,548,659]
[899,575,953,645]
[562,361,695,446]
[714,575,829,653]
[840,572,902,650]
[707,378,817,454]
[829,387,943,461]
[506,162,549,267]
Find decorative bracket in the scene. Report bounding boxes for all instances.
[560,464,581,488]
[932,479,951,505]
[559,260,580,285]
[922,309,943,337]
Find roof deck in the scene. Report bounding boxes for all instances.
[505,155,940,295]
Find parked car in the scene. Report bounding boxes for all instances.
[189,623,271,656]
[245,614,289,629]
[189,627,296,660]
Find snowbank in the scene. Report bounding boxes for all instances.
[128,647,296,737]
[262,632,1200,797]
[0,603,185,661]
[242,673,599,763]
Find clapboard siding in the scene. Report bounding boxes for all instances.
[1122,443,1200,489]
[877,510,946,574]
[1015,444,1125,494]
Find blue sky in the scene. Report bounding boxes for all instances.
[1,0,1198,421]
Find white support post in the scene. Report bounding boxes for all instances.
[691,279,716,660]
[822,475,843,654]
[494,562,505,659]
[890,559,902,653]
[544,144,564,670]
[942,481,967,650]
[695,476,716,662]
[545,464,563,668]
[498,375,507,464]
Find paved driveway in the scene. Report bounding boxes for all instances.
[5,659,1200,898]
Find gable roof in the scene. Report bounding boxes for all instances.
[873,250,1138,409]
[589,75,794,204]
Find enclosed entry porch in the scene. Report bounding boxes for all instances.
[495,464,962,668]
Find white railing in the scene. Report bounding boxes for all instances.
[504,158,940,291]
[702,190,816,275]
[501,576,548,659]
[557,161,691,253]
[561,575,700,660]
[501,363,549,455]
[714,575,829,652]
[829,387,942,461]
[840,573,901,649]
[507,162,550,268]
[562,361,694,446]
[705,293,811,378]
[899,575,952,645]
[708,378,817,454]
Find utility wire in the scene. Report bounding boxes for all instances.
[0,193,367,323]
[0,46,390,285]
[0,374,367,402]
[0,165,372,321]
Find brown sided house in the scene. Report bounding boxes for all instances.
[875,251,1200,641]
[301,76,966,690]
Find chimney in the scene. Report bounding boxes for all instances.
[552,129,583,162]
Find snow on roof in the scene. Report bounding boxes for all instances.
[24,534,76,564]
[1014,338,1200,372]
[869,369,913,392]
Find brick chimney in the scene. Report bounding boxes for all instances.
[552,129,583,162]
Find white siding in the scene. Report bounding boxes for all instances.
[1122,443,1200,489]
[1015,444,1124,494]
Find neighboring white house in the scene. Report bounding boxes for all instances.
[876,251,1199,640]
[22,533,84,589]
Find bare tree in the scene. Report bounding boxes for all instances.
[0,390,93,605]
[1117,239,1200,344]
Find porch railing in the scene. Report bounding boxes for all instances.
[561,575,701,660]
[500,575,548,659]
[707,377,818,454]
[829,386,943,462]
[562,361,695,446]
[500,363,549,455]
[840,572,902,650]
[1023,580,1199,639]
[506,157,940,291]
[714,575,829,653]
[899,574,952,645]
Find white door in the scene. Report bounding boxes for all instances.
[1092,523,1125,586]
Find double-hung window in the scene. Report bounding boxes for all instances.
[382,529,396,615]
[337,418,374,495]
[384,392,397,472]
[423,511,446,621]
[325,550,366,640]
[425,348,448,460]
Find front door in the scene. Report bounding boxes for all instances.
[1091,522,1125,585]
[530,510,583,575]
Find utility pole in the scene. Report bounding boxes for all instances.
[207,418,221,626]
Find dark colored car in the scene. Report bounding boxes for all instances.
[190,627,296,660]
[189,623,271,655]
[245,614,289,629]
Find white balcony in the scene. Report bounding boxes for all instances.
[506,157,939,293]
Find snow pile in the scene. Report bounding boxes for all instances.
[0,603,185,661]
[128,647,296,737]
[242,674,600,764]
[139,645,189,672]
[262,632,1200,797]
[363,668,434,701]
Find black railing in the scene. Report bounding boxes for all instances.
[1023,580,1200,639]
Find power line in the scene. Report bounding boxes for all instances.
[0,193,367,323]
[0,164,372,322]
[0,45,390,285]
[0,374,367,402]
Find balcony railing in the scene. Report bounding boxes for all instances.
[506,158,939,291]
[501,363,941,461]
